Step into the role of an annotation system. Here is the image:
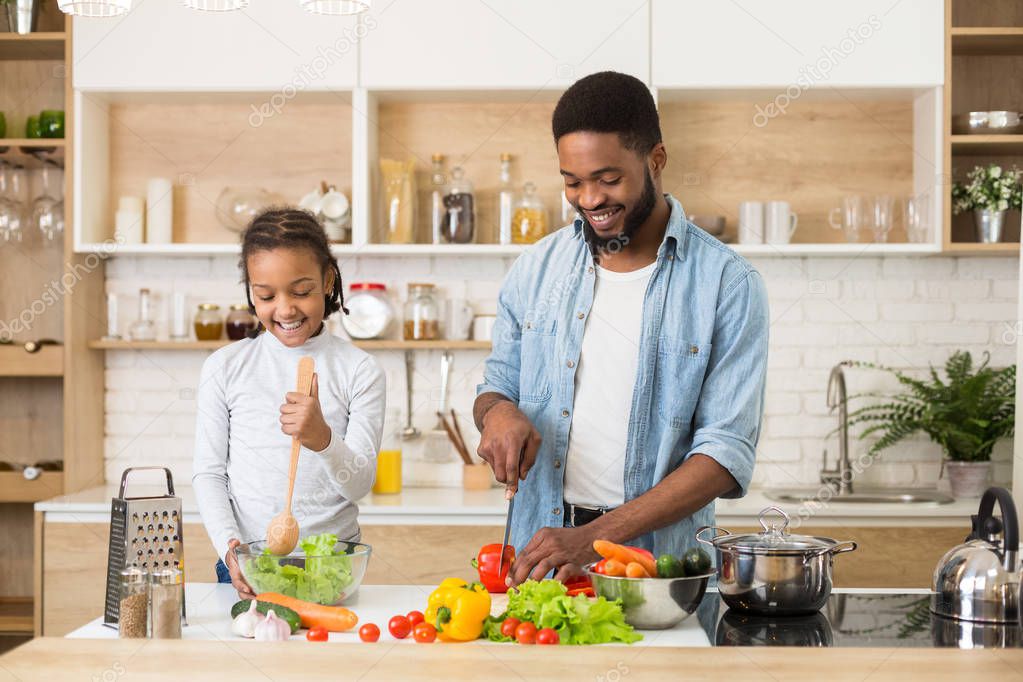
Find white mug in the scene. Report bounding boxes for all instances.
[471,315,497,342]
[445,298,474,341]
[764,201,798,244]
[738,201,764,244]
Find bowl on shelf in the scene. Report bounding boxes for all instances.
[584,563,712,630]
[689,214,727,237]
[235,539,371,605]
[952,111,1023,135]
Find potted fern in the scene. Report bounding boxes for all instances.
[844,350,1015,498]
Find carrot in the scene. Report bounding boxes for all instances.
[593,540,658,577]
[256,592,358,632]
[603,559,627,577]
[625,562,651,579]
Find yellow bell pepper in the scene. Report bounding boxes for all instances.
[424,578,492,642]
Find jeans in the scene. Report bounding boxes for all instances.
[215,559,231,584]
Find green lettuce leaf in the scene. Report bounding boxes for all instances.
[244,533,354,604]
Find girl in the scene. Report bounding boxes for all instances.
[193,208,385,598]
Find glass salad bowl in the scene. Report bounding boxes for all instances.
[236,537,371,606]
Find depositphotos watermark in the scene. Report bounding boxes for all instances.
[248,17,378,128]
[753,15,883,128]
[0,236,122,342]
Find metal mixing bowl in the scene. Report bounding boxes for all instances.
[585,563,712,629]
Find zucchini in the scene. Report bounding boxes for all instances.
[231,599,302,633]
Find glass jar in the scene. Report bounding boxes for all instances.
[225,304,257,340]
[497,153,515,245]
[118,567,149,638]
[511,181,549,244]
[429,154,446,245]
[403,283,440,340]
[194,303,224,341]
[380,158,416,244]
[149,567,183,639]
[342,283,395,340]
[441,166,475,244]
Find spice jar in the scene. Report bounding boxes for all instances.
[226,304,257,340]
[342,283,395,340]
[511,181,549,244]
[194,303,224,341]
[149,567,183,639]
[441,166,475,244]
[403,283,440,340]
[118,566,149,638]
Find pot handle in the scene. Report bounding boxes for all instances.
[829,541,858,555]
[975,487,1019,567]
[695,525,729,546]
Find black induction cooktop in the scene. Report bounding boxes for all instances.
[696,590,1021,648]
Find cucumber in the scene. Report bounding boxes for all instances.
[231,599,302,633]
[656,553,684,578]
[682,547,711,576]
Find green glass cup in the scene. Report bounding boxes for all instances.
[25,115,42,139]
[39,110,65,139]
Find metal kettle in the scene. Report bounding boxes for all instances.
[931,487,1019,624]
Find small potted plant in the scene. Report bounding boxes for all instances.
[951,163,1023,243]
[843,350,1015,498]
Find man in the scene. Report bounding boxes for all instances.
[474,71,769,586]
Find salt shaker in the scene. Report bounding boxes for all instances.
[149,567,183,639]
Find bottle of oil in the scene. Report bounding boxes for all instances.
[429,154,446,245]
[497,153,514,245]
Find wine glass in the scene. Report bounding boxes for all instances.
[0,163,26,243]
[868,195,894,243]
[32,161,62,243]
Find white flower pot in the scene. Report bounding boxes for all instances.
[945,461,991,499]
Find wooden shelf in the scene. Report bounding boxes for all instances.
[950,134,1023,155]
[0,598,33,635]
[74,242,527,257]
[0,472,63,504]
[0,345,63,377]
[951,27,1023,55]
[89,339,492,351]
[0,32,66,61]
[943,241,1021,255]
[0,139,66,169]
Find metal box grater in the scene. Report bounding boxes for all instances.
[103,467,187,626]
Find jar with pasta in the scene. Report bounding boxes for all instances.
[380,158,416,244]
[511,181,549,244]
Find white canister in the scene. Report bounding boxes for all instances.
[146,178,173,244]
[764,201,799,244]
[471,315,497,342]
[738,202,764,245]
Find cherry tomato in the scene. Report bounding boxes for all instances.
[388,615,412,639]
[500,617,521,638]
[514,621,537,644]
[306,626,328,642]
[536,628,560,645]
[406,610,425,627]
[413,622,437,643]
[358,623,380,643]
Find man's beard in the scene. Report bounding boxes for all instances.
[580,169,658,253]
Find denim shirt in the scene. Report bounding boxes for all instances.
[477,194,769,560]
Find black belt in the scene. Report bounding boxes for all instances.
[564,503,613,527]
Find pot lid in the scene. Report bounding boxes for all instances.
[701,507,847,555]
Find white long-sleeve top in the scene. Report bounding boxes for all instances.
[192,328,385,561]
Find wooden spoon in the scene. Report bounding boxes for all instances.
[265,355,316,555]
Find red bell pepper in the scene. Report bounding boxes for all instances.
[591,558,610,575]
[627,546,655,562]
[563,575,595,598]
[471,543,515,593]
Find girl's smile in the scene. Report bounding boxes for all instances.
[247,247,334,348]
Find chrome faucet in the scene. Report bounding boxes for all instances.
[821,361,853,495]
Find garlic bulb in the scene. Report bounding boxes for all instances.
[232,600,261,638]
[254,610,291,641]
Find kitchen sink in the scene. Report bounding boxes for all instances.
[765,489,956,505]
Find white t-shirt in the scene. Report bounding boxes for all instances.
[564,261,656,508]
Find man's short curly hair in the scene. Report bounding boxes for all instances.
[552,71,662,154]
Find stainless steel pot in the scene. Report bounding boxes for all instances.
[696,506,857,616]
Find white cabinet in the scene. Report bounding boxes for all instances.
[652,0,943,88]
[73,3,359,90]
[359,0,650,89]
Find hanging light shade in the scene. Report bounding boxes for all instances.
[300,0,370,15]
[183,0,249,10]
[57,0,132,16]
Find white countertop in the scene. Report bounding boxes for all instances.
[65,582,712,647]
[36,483,980,527]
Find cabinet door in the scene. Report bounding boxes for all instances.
[359,0,650,89]
[73,3,359,90]
[652,0,943,88]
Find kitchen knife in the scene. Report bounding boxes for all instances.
[498,447,522,577]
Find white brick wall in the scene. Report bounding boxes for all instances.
[103,254,1019,491]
